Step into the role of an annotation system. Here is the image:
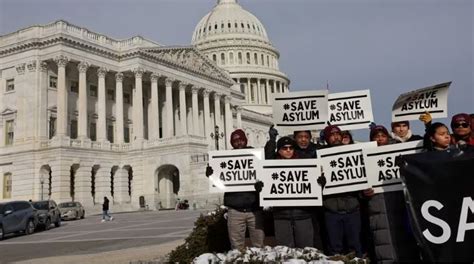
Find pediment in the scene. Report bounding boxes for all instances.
[142,47,234,85]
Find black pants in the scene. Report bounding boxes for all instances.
[325,210,362,257]
[274,217,313,248]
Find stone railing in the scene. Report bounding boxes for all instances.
[190,153,209,163]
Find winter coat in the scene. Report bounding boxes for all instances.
[102,198,109,211]
[294,142,320,158]
[368,192,419,263]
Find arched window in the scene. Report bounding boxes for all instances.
[229,52,234,64]
[246,52,251,64]
[212,54,217,62]
[238,52,243,64]
[228,22,231,28]
[261,54,265,66]
[254,53,258,65]
[267,55,270,66]
[221,53,226,65]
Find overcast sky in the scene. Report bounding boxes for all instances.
[1,0,472,139]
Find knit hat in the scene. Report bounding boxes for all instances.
[391,121,410,130]
[293,130,312,138]
[277,136,296,151]
[450,113,471,130]
[230,129,248,148]
[323,125,341,138]
[370,125,389,140]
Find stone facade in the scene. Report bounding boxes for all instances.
[0,1,289,213]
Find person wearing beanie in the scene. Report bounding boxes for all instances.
[320,125,363,257]
[341,130,354,145]
[450,113,474,146]
[390,121,423,143]
[364,124,421,263]
[206,129,264,250]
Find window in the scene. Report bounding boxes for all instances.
[70,81,78,93]
[235,22,238,28]
[221,23,224,29]
[89,85,97,97]
[238,52,242,64]
[70,120,77,139]
[49,76,57,89]
[212,54,217,63]
[5,120,14,145]
[124,127,130,143]
[228,23,231,28]
[221,53,226,65]
[246,52,251,64]
[124,93,131,104]
[261,54,265,66]
[229,52,234,64]
[267,55,270,67]
[6,79,14,92]
[49,117,56,139]
[108,125,114,143]
[3,173,12,199]
[90,123,96,141]
[254,53,258,65]
[107,89,115,101]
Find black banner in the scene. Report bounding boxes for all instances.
[398,149,474,263]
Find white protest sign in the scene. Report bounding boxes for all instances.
[208,148,263,193]
[272,90,328,130]
[363,140,424,193]
[258,159,322,207]
[328,90,374,130]
[392,82,450,122]
[318,142,377,195]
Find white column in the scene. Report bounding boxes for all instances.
[164,78,174,138]
[133,68,144,141]
[38,61,49,139]
[203,89,211,140]
[150,73,160,140]
[236,106,242,129]
[54,55,68,137]
[224,96,232,150]
[77,61,89,139]
[97,67,108,142]
[179,82,187,135]
[247,78,251,103]
[214,92,221,134]
[115,72,124,144]
[256,79,261,104]
[265,79,271,105]
[191,86,199,136]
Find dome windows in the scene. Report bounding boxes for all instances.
[229,52,234,64]
[221,53,226,65]
[238,52,243,64]
[246,52,251,64]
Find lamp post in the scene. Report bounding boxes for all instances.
[210,125,224,150]
[40,178,44,200]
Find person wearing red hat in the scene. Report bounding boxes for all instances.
[205,129,264,250]
[450,113,474,146]
[320,125,363,257]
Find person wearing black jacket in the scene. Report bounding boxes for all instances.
[390,121,423,143]
[102,197,113,222]
[206,129,264,250]
[321,125,363,257]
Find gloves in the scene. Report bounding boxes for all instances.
[254,181,264,192]
[317,175,326,188]
[269,125,279,141]
[205,164,213,177]
[419,111,432,125]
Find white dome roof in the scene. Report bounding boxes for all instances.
[192,0,270,44]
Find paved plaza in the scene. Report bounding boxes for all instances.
[0,209,204,264]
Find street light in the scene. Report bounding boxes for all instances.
[40,177,45,200]
[210,125,224,150]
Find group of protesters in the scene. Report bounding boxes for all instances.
[206,111,473,262]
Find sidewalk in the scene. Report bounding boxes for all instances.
[13,239,183,264]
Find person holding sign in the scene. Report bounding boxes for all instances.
[422,122,453,152]
[364,124,420,263]
[390,121,423,143]
[450,113,474,146]
[206,129,264,250]
[320,125,363,258]
[260,136,317,248]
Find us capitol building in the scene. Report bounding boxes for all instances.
[0,0,289,212]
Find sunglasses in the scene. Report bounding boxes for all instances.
[280,146,294,151]
[454,122,469,129]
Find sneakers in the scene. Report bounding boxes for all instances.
[101,219,106,223]
[110,217,114,221]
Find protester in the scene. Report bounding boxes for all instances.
[260,136,316,248]
[321,125,363,257]
[423,122,452,151]
[102,197,113,222]
[341,130,354,145]
[364,124,420,263]
[450,113,474,146]
[390,121,423,143]
[206,129,264,250]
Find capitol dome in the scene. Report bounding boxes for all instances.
[192,0,290,113]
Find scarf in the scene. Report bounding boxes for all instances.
[390,129,413,143]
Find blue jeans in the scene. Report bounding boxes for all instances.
[325,210,362,257]
[102,210,111,220]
